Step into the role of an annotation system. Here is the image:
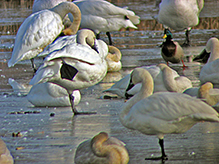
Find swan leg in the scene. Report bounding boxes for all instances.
[106,32,113,45]
[145,139,168,162]
[30,58,37,73]
[69,94,97,115]
[182,29,190,47]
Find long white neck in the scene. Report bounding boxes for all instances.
[120,69,154,124]
[206,37,219,63]
[51,2,81,35]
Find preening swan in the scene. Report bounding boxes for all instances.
[69,0,140,45]
[104,64,192,98]
[8,2,81,71]
[119,68,219,161]
[198,37,219,84]
[32,0,67,13]
[29,29,108,115]
[161,29,186,67]
[158,0,204,46]
[74,132,129,164]
[0,138,14,164]
[106,45,122,72]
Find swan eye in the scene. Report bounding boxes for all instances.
[124,16,129,20]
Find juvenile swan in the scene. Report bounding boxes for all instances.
[119,68,219,161]
[8,2,81,71]
[74,132,129,164]
[106,45,122,72]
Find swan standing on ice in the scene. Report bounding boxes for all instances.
[74,132,129,164]
[197,37,219,84]
[8,2,81,72]
[158,0,204,46]
[161,29,186,67]
[69,0,140,45]
[104,64,192,98]
[29,29,108,115]
[119,68,219,161]
[0,138,14,164]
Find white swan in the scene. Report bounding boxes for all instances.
[69,0,140,45]
[29,29,108,115]
[32,0,67,13]
[8,78,81,107]
[27,82,81,107]
[161,29,186,67]
[0,138,14,164]
[158,0,204,45]
[104,64,192,98]
[106,45,122,72]
[8,2,81,71]
[74,132,129,164]
[199,37,219,84]
[119,68,219,161]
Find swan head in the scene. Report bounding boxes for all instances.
[125,68,154,99]
[198,82,213,97]
[157,63,168,70]
[76,29,98,53]
[106,46,122,62]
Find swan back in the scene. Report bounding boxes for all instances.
[32,0,67,13]
[75,132,129,164]
[0,138,14,164]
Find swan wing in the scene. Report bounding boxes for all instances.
[8,10,63,67]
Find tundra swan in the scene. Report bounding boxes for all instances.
[106,45,122,72]
[8,2,81,71]
[74,132,129,164]
[198,37,219,84]
[69,0,140,45]
[104,64,192,98]
[119,68,219,161]
[158,0,204,46]
[0,138,14,164]
[161,29,186,67]
[29,29,108,115]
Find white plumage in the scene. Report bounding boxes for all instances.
[29,29,108,114]
[8,2,81,71]
[158,0,204,45]
[199,37,219,84]
[120,68,219,161]
[69,0,140,44]
[0,138,14,164]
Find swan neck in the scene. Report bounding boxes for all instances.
[161,66,177,92]
[206,38,219,62]
[51,2,81,35]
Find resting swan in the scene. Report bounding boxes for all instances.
[198,37,219,84]
[120,68,219,161]
[8,2,81,72]
[69,0,140,45]
[29,29,108,115]
[0,138,14,164]
[74,132,129,164]
[104,64,192,98]
[106,45,122,72]
[161,29,186,67]
[158,0,204,46]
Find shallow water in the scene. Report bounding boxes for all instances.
[0,0,219,163]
